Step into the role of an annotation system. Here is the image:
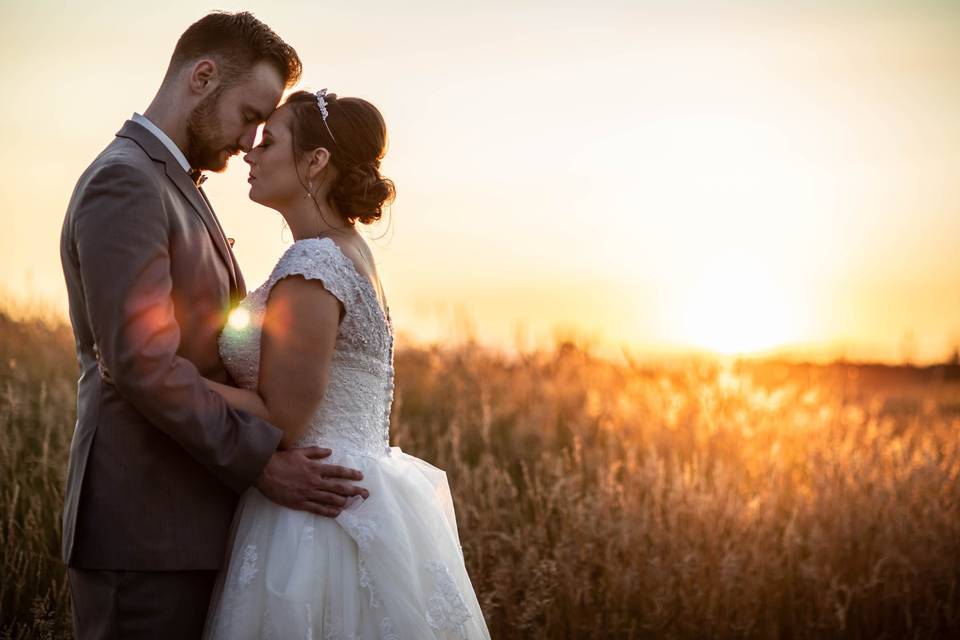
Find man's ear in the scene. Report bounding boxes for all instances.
[188,59,219,96]
[306,147,331,180]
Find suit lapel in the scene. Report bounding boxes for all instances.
[116,120,240,298]
[231,250,247,300]
[198,186,247,301]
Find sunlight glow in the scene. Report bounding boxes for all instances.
[1,1,958,363]
[678,256,801,355]
[228,308,251,330]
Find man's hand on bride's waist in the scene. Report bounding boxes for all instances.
[255,446,369,518]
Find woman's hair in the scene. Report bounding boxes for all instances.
[285,90,396,225]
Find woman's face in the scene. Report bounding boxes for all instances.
[243,105,304,209]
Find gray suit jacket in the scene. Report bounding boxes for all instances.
[60,120,282,570]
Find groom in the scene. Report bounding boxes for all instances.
[60,12,367,638]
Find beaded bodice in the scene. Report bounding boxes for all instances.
[220,237,394,457]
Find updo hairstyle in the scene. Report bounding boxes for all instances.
[285,90,395,225]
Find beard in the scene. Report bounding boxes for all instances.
[185,88,240,172]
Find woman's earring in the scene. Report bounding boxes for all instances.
[304,180,313,199]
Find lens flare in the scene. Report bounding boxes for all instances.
[228,308,251,330]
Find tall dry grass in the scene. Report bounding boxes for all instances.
[2,313,959,638]
[1,312,77,640]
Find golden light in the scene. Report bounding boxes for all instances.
[677,256,801,356]
[228,308,251,330]
[0,3,956,365]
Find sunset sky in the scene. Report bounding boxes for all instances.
[1,0,958,364]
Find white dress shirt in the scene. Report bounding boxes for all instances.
[131,112,191,174]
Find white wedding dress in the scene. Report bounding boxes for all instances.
[203,237,490,639]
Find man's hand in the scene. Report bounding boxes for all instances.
[255,447,369,518]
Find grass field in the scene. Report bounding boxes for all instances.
[2,310,959,639]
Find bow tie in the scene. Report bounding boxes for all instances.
[188,169,207,186]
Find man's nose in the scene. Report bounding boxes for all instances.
[239,127,257,153]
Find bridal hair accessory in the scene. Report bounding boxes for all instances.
[315,89,337,142]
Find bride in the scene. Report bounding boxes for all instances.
[200,88,490,639]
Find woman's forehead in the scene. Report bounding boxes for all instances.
[263,105,292,136]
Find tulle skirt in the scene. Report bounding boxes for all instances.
[202,446,490,639]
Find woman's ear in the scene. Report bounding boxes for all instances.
[306,147,331,180]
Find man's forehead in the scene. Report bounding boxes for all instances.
[234,62,285,115]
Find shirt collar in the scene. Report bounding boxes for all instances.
[131,113,192,174]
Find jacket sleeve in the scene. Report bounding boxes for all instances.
[71,161,282,493]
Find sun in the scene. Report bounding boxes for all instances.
[677,256,800,356]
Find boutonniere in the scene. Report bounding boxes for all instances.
[188,168,207,186]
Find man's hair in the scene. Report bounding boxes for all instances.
[166,11,302,88]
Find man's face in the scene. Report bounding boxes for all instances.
[185,60,284,172]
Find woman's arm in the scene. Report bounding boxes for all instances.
[206,275,342,449]
[203,378,273,424]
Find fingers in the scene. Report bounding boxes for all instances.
[306,487,368,510]
[276,486,371,518]
[302,501,343,518]
[299,447,333,459]
[316,462,364,481]
[316,479,369,499]
[313,488,347,507]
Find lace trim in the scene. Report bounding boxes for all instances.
[338,510,376,553]
[335,510,401,637]
[238,544,258,587]
[425,560,472,638]
[261,601,276,639]
[322,613,353,640]
[337,511,383,609]
[379,616,400,640]
[358,557,381,609]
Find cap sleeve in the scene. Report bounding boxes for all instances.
[267,238,354,310]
